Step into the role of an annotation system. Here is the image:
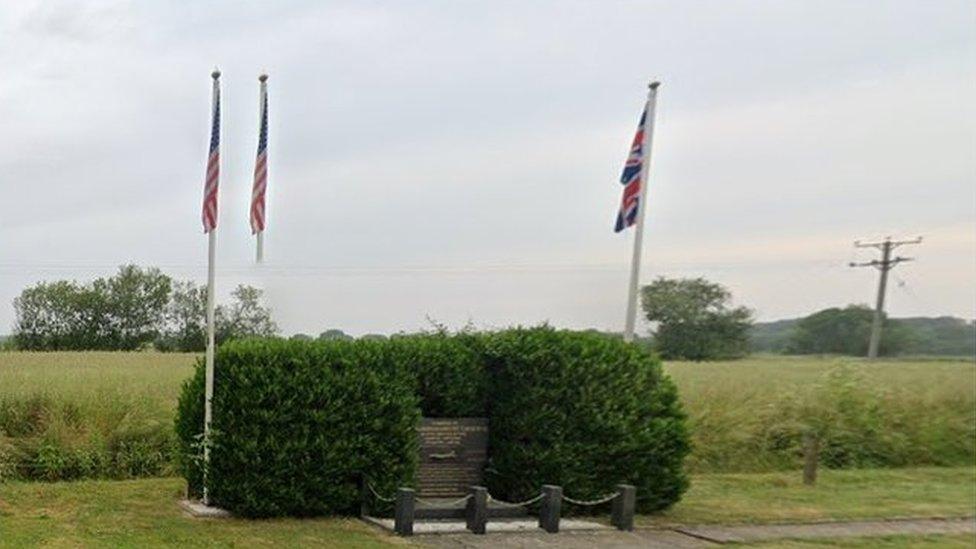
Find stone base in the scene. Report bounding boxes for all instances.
[362,516,608,535]
[179,499,232,518]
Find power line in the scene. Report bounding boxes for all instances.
[849,236,922,359]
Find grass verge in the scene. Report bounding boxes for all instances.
[1,467,972,547]
[641,466,976,526]
[0,477,400,548]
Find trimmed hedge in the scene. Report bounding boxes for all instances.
[387,332,488,417]
[175,328,689,517]
[482,327,689,513]
[175,338,419,517]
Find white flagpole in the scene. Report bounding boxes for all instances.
[623,81,660,343]
[203,69,220,505]
[256,231,264,263]
[255,74,268,264]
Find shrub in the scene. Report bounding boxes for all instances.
[481,327,690,513]
[175,338,420,518]
[107,422,175,478]
[387,332,488,417]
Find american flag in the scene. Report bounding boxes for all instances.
[202,75,221,233]
[614,108,647,232]
[250,79,269,234]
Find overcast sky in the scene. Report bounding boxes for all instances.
[1,1,974,336]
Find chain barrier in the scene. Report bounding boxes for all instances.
[415,494,473,507]
[365,482,395,503]
[366,484,616,507]
[563,492,618,506]
[487,492,544,507]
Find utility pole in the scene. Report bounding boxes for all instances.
[849,236,922,359]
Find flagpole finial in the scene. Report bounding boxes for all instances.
[259,73,268,83]
[212,68,221,80]
[649,81,660,90]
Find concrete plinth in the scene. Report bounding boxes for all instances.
[178,499,232,518]
[362,516,607,535]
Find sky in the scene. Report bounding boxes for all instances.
[1,1,974,336]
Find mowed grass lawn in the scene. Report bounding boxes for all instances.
[0,477,397,548]
[0,467,973,547]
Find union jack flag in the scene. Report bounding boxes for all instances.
[202,75,220,233]
[614,108,646,232]
[250,79,269,234]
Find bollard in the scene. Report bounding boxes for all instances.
[538,485,562,533]
[611,484,636,531]
[394,488,415,536]
[803,433,820,485]
[466,486,488,534]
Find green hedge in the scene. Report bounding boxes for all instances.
[482,327,690,513]
[175,328,689,517]
[175,338,420,518]
[387,332,488,417]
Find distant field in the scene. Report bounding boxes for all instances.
[1,351,973,480]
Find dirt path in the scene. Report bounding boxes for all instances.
[419,517,975,547]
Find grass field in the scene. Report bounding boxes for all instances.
[0,467,972,547]
[666,356,976,472]
[0,351,973,480]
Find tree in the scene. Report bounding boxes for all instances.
[156,281,211,352]
[14,281,89,350]
[12,266,277,352]
[787,305,914,356]
[158,283,278,352]
[318,329,353,341]
[97,265,171,350]
[13,266,170,351]
[223,285,278,341]
[640,277,753,360]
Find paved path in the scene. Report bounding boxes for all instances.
[421,528,710,548]
[418,517,975,548]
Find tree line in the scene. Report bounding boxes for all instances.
[12,265,278,351]
[8,268,970,358]
[751,307,975,357]
[639,277,974,360]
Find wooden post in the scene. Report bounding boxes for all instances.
[466,486,488,534]
[803,433,820,485]
[394,488,415,536]
[611,484,636,531]
[538,485,562,533]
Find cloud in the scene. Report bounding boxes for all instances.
[0,1,973,334]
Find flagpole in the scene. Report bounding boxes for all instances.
[256,231,264,263]
[203,69,220,505]
[254,73,268,264]
[623,81,660,343]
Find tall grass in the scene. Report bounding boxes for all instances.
[665,356,976,473]
[1,351,973,481]
[0,352,196,480]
